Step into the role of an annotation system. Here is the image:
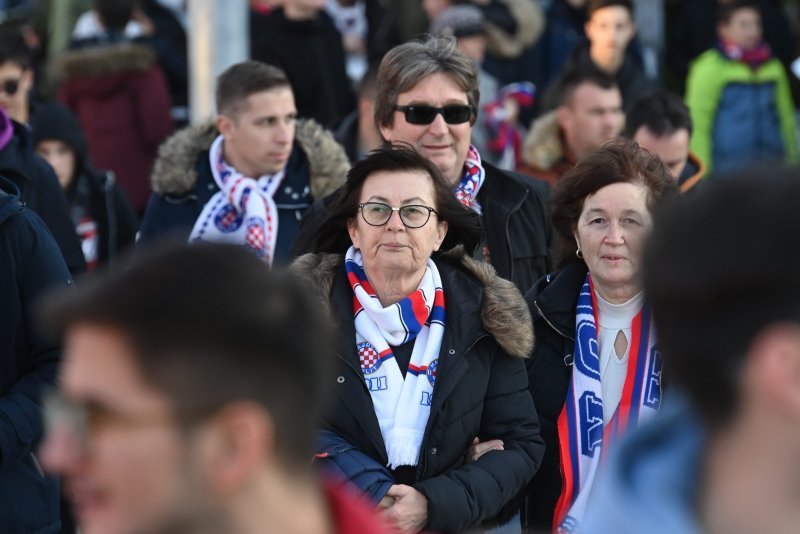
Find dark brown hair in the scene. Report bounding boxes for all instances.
[216,61,291,119]
[550,138,678,270]
[314,144,481,255]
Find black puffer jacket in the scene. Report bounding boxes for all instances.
[292,249,545,533]
[522,260,586,530]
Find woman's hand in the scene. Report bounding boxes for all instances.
[381,484,428,533]
[465,436,504,463]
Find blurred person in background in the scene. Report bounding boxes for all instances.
[32,101,138,270]
[138,61,349,266]
[40,242,391,534]
[55,0,174,214]
[582,168,800,534]
[296,145,544,533]
[520,68,623,184]
[0,27,34,125]
[541,0,651,113]
[0,173,73,534]
[333,63,384,163]
[624,90,704,193]
[521,139,677,531]
[685,0,796,175]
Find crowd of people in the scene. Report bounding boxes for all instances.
[2,0,800,533]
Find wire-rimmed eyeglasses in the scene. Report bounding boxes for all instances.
[358,202,438,228]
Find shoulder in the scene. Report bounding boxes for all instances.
[151,121,217,195]
[295,119,350,200]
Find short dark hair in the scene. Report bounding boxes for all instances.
[42,242,331,469]
[94,0,135,32]
[559,67,619,107]
[216,60,291,119]
[375,36,479,131]
[717,0,760,24]
[587,0,634,18]
[550,138,678,270]
[623,90,693,138]
[314,144,482,255]
[644,168,800,429]
[0,28,30,70]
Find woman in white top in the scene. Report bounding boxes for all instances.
[517,138,679,532]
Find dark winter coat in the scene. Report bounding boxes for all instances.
[0,120,86,276]
[292,161,553,293]
[0,176,73,534]
[138,119,350,264]
[251,8,355,128]
[55,42,174,212]
[292,249,545,532]
[521,260,586,530]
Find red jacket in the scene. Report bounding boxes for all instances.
[323,477,393,534]
[56,42,173,212]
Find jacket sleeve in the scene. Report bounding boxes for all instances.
[0,209,72,466]
[685,52,723,175]
[315,429,394,504]
[775,66,798,163]
[414,349,545,532]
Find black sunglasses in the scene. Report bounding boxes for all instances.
[394,104,473,125]
[0,78,20,96]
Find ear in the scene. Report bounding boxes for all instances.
[378,122,394,144]
[572,224,581,252]
[203,402,274,497]
[346,216,360,249]
[216,114,234,139]
[21,68,33,91]
[433,220,449,252]
[748,324,800,422]
[556,105,571,131]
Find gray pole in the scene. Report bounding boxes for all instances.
[188,0,249,125]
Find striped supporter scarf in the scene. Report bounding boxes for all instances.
[453,144,486,213]
[189,135,285,264]
[345,246,446,469]
[553,274,662,533]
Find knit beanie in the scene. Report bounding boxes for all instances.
[30,101,89,160]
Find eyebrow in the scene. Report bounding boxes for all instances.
[367,195,429,204]
[585,208,644,217]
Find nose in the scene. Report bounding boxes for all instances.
[605,221,624,244]
[427,112,449,136]
[385,209,405,232]
[39,424,84,476]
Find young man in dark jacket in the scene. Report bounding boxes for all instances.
[0,176,73,533]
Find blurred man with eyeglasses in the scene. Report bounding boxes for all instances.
[39,242,391,534]
[296,36,553,293]
[138,60,350,266]
[0,28,32,125]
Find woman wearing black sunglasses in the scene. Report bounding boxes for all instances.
[372,36,553,295]
[293,145,544,534]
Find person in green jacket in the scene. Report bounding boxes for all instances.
[685,0,797,175]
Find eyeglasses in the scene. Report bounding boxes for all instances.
[393,104,473,125]
[358,202,438,228]
[0,78,20,96]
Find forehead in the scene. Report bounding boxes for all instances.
[238,86,296,118]
[0,61,24,77]
[62,325,169,410]
[726,8,760,24]
[589,5,633,24]
[582,181,649,214]
[359,170,436,202]
[571,83,621,108]
[396,72,468,105]
[634,127,689,155]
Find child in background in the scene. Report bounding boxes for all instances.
[685,0,797,174]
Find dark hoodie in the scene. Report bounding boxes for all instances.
[0,108,86,276]
[0,176,72,534]
[31,102,139,269]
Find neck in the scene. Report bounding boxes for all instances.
[283,5,318,21]
[365,265,426,307]
[226,469,333,534]
[591,279,640,305]
[222,142,265,178]
[9,105,26,126]
[700,406,800,534]
[590,47,624,74]
[357,125,382,157]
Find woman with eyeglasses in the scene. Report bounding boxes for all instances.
[291,145,544,534]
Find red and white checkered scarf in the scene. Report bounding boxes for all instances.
[189,135,285,264]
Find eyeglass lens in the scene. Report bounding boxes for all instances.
[0,79,19,96]
[360,203,433,228]
[396,105,472,125]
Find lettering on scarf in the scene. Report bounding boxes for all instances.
[579,391,603,458]
[644,346,662,409]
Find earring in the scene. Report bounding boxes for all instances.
[576,248,583,259]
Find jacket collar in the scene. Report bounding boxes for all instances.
[528,260,588,339]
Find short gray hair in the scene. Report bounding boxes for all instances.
[375,36,479,131]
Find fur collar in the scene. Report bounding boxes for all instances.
[53,42,157,80]
[521,110,564,171]
[149,118,350,199]
[290,248,534,359]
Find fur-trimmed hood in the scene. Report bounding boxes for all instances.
[521,110,565,172]
[149,118,350,199]
[53,42,157,81]
[290,248,534,359]
[485,0,545,59]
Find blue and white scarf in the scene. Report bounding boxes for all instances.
[189,135,285,264]
[454,144,486,214]
[345,247,446,468]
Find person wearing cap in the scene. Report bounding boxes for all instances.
[32,101,139,270]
